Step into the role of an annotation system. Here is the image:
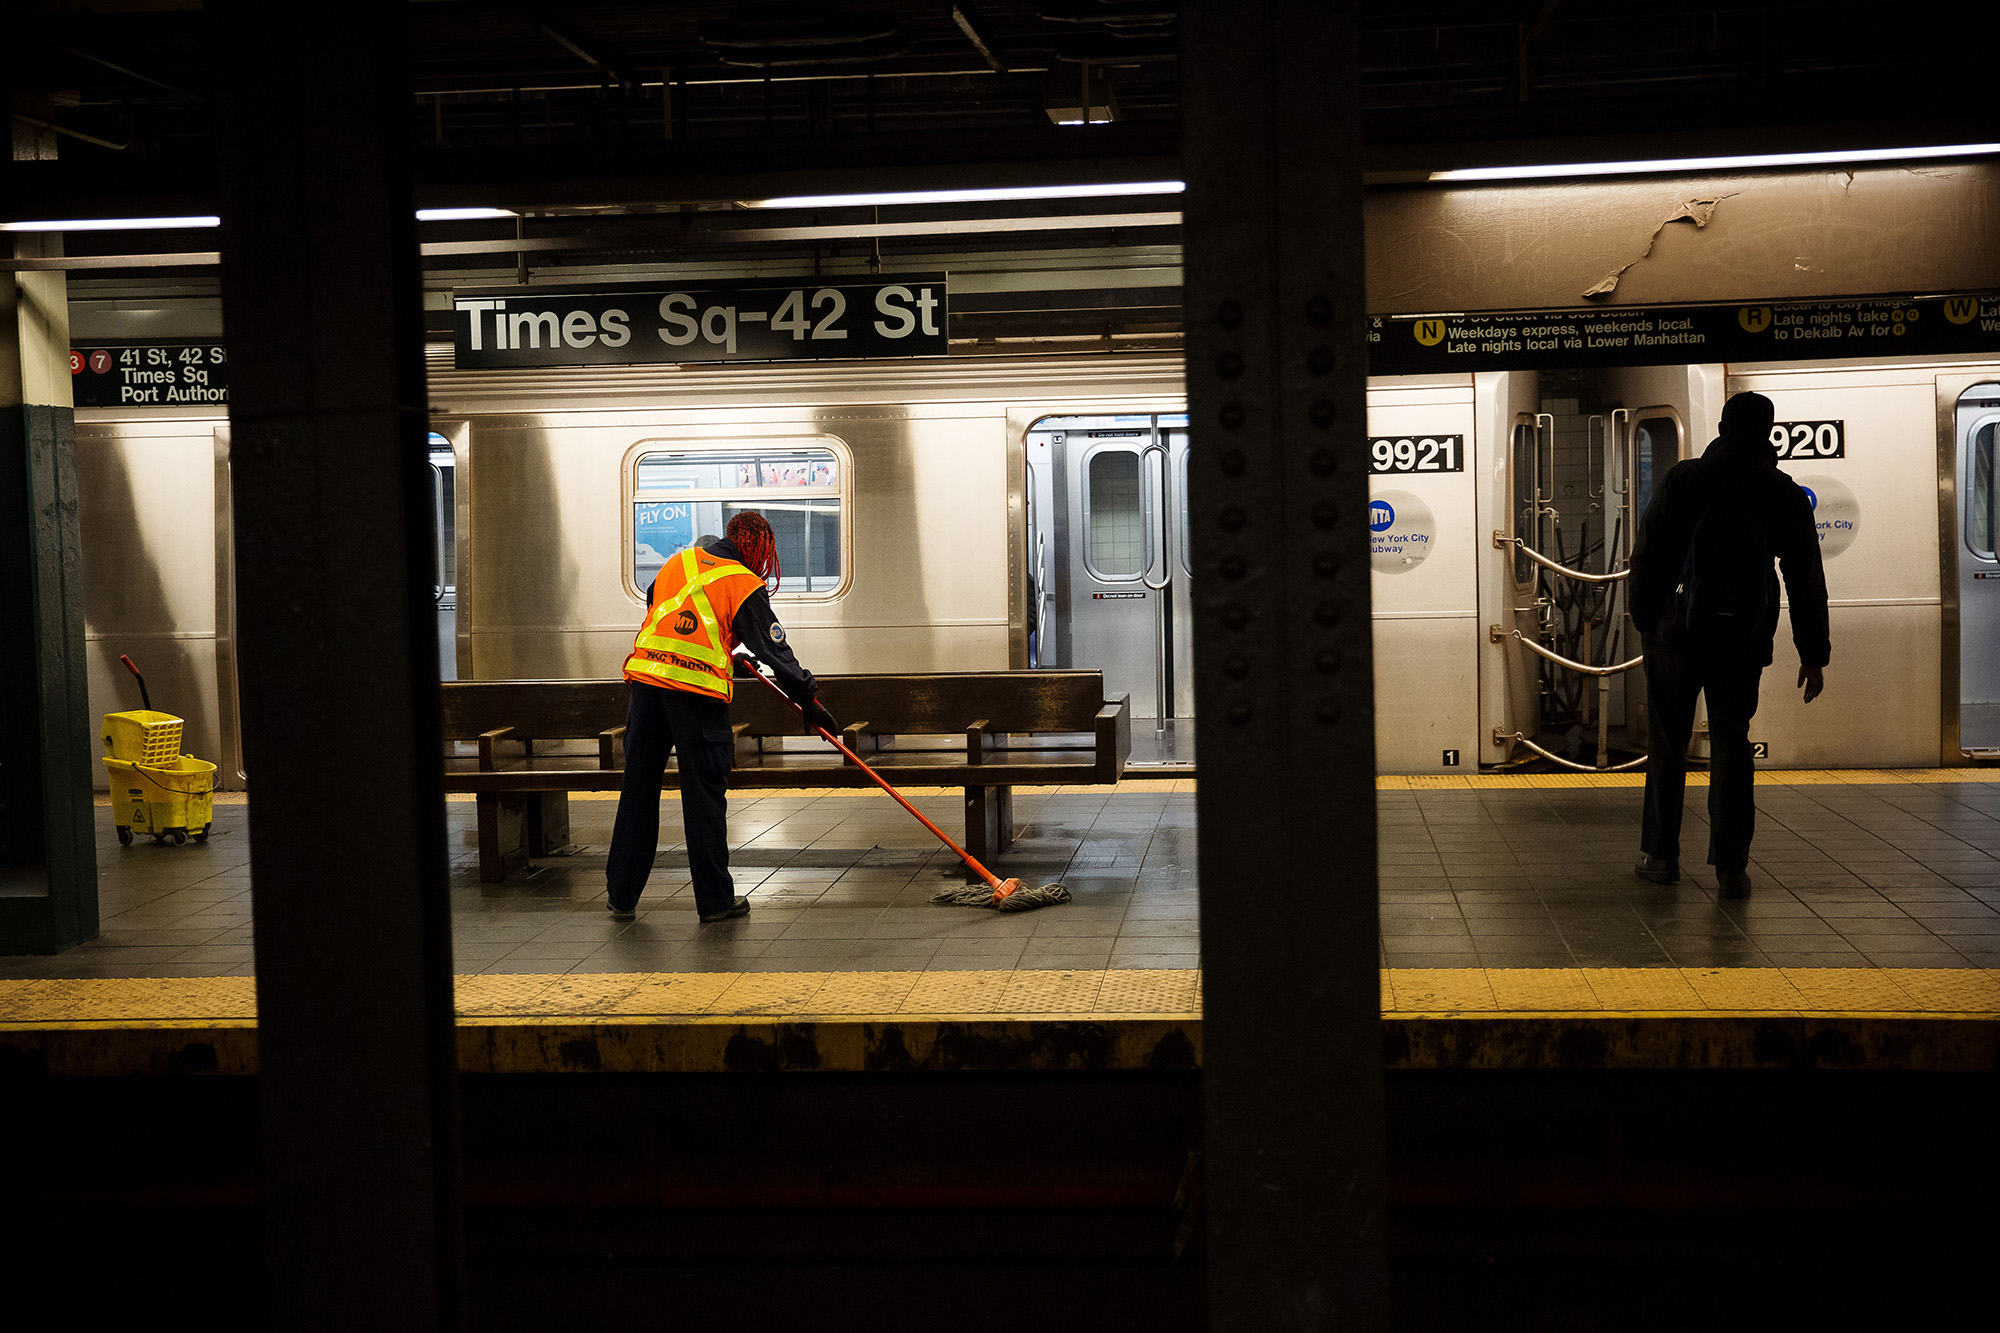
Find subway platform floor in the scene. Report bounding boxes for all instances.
[4,769,1999,983]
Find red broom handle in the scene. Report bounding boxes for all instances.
[742,663,1005,891]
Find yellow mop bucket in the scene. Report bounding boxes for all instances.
[102,657,214,846]
[105,754,215,847]
[103,709,183,764]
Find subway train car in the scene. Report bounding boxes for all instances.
[74,346,2000,786]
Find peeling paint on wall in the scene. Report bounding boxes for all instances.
[1365,164,2000,314]
[1581,195,1727,299]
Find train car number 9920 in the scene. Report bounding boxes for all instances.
[1771,420,1845,459]
[1369,434,1464,474]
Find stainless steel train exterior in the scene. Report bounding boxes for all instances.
[73,347,2000,788]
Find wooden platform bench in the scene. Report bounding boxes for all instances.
[440,671,1131,883]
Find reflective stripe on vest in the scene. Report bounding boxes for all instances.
[623,548,752,699]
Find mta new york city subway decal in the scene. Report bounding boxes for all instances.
[453,275,949,368]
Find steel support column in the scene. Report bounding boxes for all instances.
[1183,3,1388,1328]
[214,5,462,1327]
[0,230,97,954]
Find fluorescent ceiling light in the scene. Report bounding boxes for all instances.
[2,207,515,231]
[1430,142,2000,182]
[747,180,1185,209]
[0,215,220,232]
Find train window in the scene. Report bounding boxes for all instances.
[1177,439,1191,576]
[627,441,848,600]
[1633,417,1676,520]
[428,433,455,601]
[1972,422,1996,559]
[1085,447,1146,580]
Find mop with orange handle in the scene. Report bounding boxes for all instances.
[743,661,1070,911]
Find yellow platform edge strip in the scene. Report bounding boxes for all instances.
[4,967,1994,1075]
[3,966,1995,1024]
[93,766,2000,806]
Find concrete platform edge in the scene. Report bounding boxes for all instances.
[5,1012,1997,1076]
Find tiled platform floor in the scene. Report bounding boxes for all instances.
[3,770,1997,980]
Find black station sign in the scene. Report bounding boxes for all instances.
[452,274,950,369]
[1369,291,2000,374]
[1771,420,1844,460]
[69,341,228,408]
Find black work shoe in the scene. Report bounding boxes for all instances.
[1716,868,1753,899]
[699,895,752,924]
[606,899,636,922]
[1633,855,1680,885]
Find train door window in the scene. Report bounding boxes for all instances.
[427,433,455,603]
[1969,421,1996,560]
[626,440,850,600]
[1510,420,1538,583]
[1178,444,1192,575]
[1084,447,1146,579]
[1632,416,1678,520]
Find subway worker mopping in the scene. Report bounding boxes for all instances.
[607,511,837,922]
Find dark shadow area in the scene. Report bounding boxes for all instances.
[4,1065,1993,1328]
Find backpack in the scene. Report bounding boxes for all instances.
[1673,483,1771,642]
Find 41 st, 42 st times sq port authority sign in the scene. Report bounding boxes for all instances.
[1370,291,2000,373]
[452,275,949,369]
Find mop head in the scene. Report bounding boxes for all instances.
[931,878,1072,911]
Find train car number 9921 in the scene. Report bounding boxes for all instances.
[1369,434,1464,474]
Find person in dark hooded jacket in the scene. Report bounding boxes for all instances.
[1626,390,1830,898]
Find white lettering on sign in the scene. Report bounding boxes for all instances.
[700,304,738,353]
[510,310,560,349]
[454,276,947,367]
[874,285,918,338]
[658,293,698,345]
[1368,488,1437,574]
[1771,420,1844,459]
[1370,435,1464,474]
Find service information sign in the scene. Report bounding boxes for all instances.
[1370,291,2000,374]
[452,274,949,369]
[70,341,228,407]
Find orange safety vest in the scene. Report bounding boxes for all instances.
[622,546,768,700]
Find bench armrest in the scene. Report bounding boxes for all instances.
[838,720,870,763]
[598,726,626,771]
[1094,695,1131,782]
[478,727,516,772]
[966,718,991,765]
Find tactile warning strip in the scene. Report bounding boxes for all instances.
[98,768,1995,807]
[6,966,1996,1027]
[4,967,1995,1075]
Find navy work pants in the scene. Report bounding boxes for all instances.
[1640,635,1764,872]
[607,682,736,915]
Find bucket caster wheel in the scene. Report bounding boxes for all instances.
[194,826,210,842]
[116,827,133,846]
[168,831,187,846]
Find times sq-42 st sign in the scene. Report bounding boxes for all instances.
[452,275,949,369]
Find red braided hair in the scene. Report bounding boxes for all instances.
[725,511,781,590]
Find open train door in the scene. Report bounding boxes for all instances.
[1475,370,1543,766]
[1946,375,2000,761]
[1599,364,1714,757]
